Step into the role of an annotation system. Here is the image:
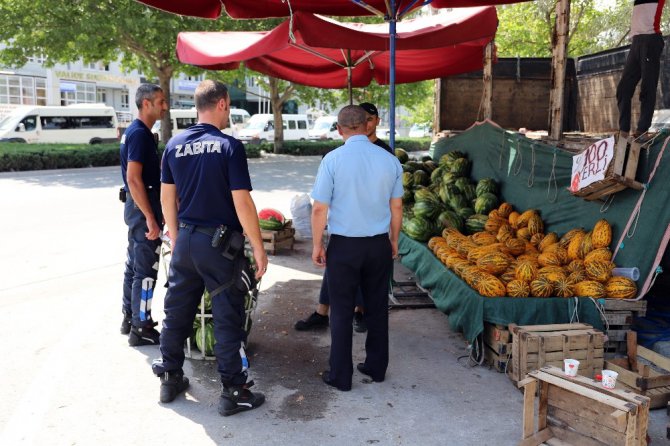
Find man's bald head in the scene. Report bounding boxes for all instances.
[337,105,367,138]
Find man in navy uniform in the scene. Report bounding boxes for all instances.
[153,80,268,415]
[119,83,168,346]
[311,105,403,391]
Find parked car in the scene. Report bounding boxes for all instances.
[408,123,432,138]
[376,128,399,139]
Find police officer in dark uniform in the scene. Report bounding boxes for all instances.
[119,83,168,346]
[152,80,268,416]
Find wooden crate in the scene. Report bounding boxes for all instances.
[602,300,647,357]
[605,340,670,410]
[571,138,644,201]
[510,323,605,384]
[261,220,295,255]
[520,365,650,446]
[484,323,512,373]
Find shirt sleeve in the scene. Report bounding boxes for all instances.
[311,155,334,205]
[160,146,174,184]
[126,128,155,164]
[391,160,404,198]
[228,139,253,191]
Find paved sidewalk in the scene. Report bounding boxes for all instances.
[0,158,667,445]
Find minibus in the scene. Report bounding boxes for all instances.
[152,108,251,141]
[238,114,309,143]
[308,116,341,141]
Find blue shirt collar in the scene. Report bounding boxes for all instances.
[345,134,369,144]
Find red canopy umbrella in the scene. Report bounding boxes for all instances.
[176,10,496,95]
[137,0,527,19]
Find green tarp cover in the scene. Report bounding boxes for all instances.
[398,121,670,343]
[399,233,604,343]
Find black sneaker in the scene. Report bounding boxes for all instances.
[357,363,384,382]
[128,322,160,346]
[159,371,189,403]
[294,311,329,331]
[120,311,132,335]
[353,312,367,333]
[218,381,265,416]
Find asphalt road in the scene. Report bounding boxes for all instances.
[0,157,667,445]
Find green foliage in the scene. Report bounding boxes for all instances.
[254,138,430,156]
[0,142,260,172]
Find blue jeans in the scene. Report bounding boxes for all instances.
[122,192,162,327]
[158,226,248,386]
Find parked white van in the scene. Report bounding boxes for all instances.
[308,116,341,141]
[238,114,309,143]
[152,108,251,141]
[0,104,118,144]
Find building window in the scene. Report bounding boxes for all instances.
[0,74,46,106]
[121,92,129,110]
[60,81,96,105]
[97,90,107,104]
[84,62,110,71]
[27,54,46,64]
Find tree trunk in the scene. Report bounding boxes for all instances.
[156,68,173,144]
[269,77,284,153]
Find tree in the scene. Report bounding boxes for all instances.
[0,0,271,142]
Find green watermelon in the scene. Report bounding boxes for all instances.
[465,214,489,234]
[413,200,440,219]
[402,172,414,188]
[195,321,216,356]
[449,158,471,176]
[437,210,464,232]
[456,207,475,220]
[258,208,285,231]
[199,289,212,312]
[441,172,459,185]
[461,183,477,203]
[395,148,409,164]
[422,160,437,173]
[413,170,430,186]
[476,178,497,197]
[403,217,432,242]
[414,188,439,204]
[406,161,423,172]
[421,155,433,162]
[402,190,414,205]
[474,192,499,215]
[454,177,471,192]
[430,166,445,184]
[448,193,469,211]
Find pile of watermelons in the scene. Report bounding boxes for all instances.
[397,148,501,242]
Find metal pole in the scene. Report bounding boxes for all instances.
[348,49,353,105]
[389,0,396,150]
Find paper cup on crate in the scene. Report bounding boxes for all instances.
[563,359,580,377]
[602,370,618,389]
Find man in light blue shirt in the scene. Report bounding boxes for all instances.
[311,105,403,391]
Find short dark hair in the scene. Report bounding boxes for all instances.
[359,102,379,116]
[337,105,367,129]
[135,84,162,109]
[195,80,229,112]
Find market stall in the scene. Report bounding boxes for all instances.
[399,121,670,345]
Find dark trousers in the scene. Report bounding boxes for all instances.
[159,226,248,386]
[617,33,665,134]
[318,271,365,307]
[122,193,162,327]
[326,234,392,390]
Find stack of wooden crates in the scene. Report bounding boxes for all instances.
[509,323,605,384]
[261,220,295,255]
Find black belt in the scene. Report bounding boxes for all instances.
[179,222,218,237]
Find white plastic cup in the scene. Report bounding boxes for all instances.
[612,267,640,281]
[564,359,580,377]
[602,369,619,389]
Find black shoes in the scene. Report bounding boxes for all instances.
[159,371,190,403]
[294,311,329,331]
[357,363,384,382]
[218,381,265,416]
[128,322,160,346]
[120,311,132,335]
[321,370,351,391]
[353,312,367,333]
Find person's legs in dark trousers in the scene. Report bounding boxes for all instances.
[152,228,203,402]
[121,202,135,334]
[359,236,392,381]
[325,235,360,390]
[617,37,642,134]
[294,271,330,330]
[636,35,665,134]
[157,229,205,373]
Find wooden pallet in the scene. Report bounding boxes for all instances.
[520,365,650,446]
[261,220,295,255]
[604,332,670,409]
[510,323,605,385]
[571,137,644,201]
[602,300,648,357]
[483,323,512,373]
